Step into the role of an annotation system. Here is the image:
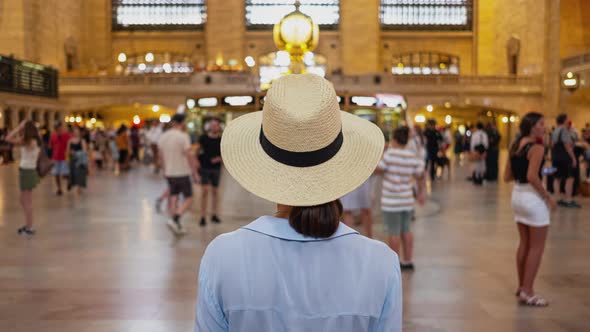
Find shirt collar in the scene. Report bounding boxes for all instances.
[242,216,358,242]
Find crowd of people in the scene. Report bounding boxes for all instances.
[2,75,589,329]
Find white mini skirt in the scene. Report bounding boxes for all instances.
[511,184,550,227]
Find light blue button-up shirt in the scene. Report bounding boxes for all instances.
[195,216,402,332]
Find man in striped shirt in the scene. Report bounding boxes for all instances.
[377,126,426,271]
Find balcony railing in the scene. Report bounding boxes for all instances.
[59,72,254,86]
[562,53,590,69]
[329,74,542,87]
[59,72,543,98]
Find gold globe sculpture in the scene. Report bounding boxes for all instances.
[273,1,319,74]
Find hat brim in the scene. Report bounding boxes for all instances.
[221,111,385,206]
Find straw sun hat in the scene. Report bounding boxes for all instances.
[221,73,385,206]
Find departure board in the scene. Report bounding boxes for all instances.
[0,56,58,98]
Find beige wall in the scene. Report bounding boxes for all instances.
[0,0,88,71]
[0,0,27,58]
[477,0,547,75]
[560,0,590,58]
[83,0,112,70]
[205,0,245,66]
[340,0,380,74]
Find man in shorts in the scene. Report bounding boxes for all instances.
[197,118,223,226]
[551,113,581,208]
[158,114,200,234]
[377,126,426,271]
[49,121,72,195]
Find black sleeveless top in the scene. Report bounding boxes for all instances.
[70,141,83,152]
[510,142,542,184]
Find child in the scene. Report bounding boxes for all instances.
[377,126,426,270]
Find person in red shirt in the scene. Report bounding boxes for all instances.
[49,122,72,195]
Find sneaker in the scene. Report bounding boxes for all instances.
[167,219,186,235]
[211,215,221,224]
[557,199,568,207]
[565,201,582,209]
[17,226,35,236]
[56,190,63,196]
[400,262,415,271]
[199,217,206,227]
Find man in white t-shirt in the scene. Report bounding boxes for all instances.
[470,122,489,185]
[158,114,199,234]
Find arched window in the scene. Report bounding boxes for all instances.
[391,51,459,75]
[380,0,473,31]
[246,0,339,30]
[112,0,207,31]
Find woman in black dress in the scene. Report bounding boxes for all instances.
[67,127,89,195]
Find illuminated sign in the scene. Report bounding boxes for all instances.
[351,96,377,107]
[223,96,254,107]
[197,97,218,107]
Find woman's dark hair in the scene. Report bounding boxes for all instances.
[23,121,41,146]
[556,113,568,125]
[117,125,128,135]
[289,199,343,238]
[509,112,543,156]
[393,126,410,145]
[476,122,484,130]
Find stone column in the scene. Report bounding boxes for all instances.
[205,0,245,66]
[340,0,380,75]
[0,105,5,128]
[48,110,56,128]
[10,108,19,129]
[544,0,561,118]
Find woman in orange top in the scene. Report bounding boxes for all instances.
[116,125,130,171]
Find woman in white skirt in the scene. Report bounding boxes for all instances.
[341,176,374,238]
[504,112,557,307]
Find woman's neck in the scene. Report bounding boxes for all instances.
[274,204,292,219]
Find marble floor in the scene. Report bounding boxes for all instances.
[0,159,588,332]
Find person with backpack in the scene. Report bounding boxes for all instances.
[423,119,442,182]
[5,120,42,236]
[551,113,581,208]
[485,122,502,181]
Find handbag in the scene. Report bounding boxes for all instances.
[36,150,54,177]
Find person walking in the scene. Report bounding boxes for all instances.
[196,74,401,331]
[158,114,199,235]
[196,118,223,226]
[67,127,89,195]
[148,121,163,173]
[116,125,130,171]
[49,121,71,195]
[504,112,556,307]
[485,122,501,181]
[5,121,42,235]
[454,129,464,161]
[470,122,489,185]
[551,113,581,208]
[130,126,141,163]
[423,119,442,182]
[341,177,374,238]
[377,126,426,271]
